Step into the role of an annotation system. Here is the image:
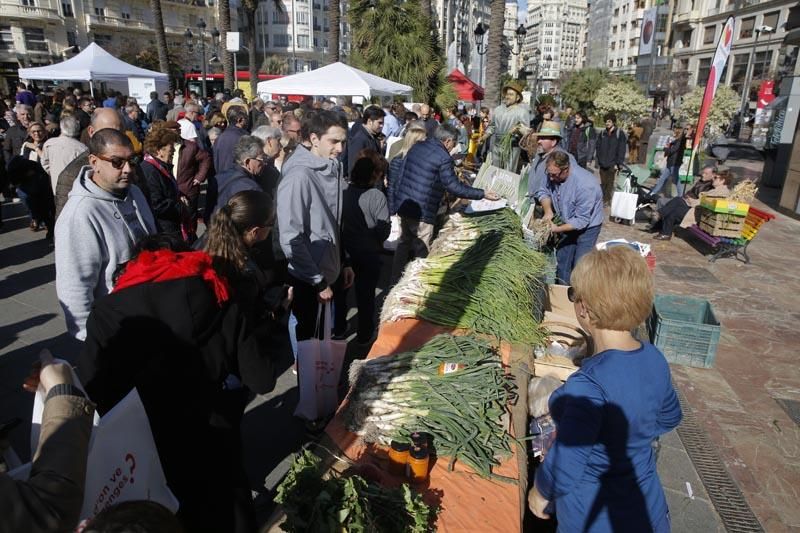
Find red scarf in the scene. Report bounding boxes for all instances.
[113,249,230,305]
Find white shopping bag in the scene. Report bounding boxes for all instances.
[383,215,402,252]
[10,379,178,522]
[610,191,638,222]
[294,303,347,421]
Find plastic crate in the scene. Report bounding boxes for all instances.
[699,197,750,216]
[649,295,721,368]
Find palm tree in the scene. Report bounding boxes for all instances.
[242,0,259,98]
[150,0,171,88]
[218,0,234,90]
[483,0,505,105]
[329,0,340,62]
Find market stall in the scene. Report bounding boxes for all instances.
[17,43,169,102]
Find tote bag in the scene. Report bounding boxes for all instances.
[293,303,347,421]
[610,175,638,222]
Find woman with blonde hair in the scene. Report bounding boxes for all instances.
[529,246,681,532]
[387,119,427,161]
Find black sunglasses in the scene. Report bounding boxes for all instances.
[95,153,140,169]
[567,286,577,303]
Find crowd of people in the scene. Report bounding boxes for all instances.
[0,78,725,532]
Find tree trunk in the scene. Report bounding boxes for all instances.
[244,4,258,98]
[150,0,172,89]
[484,0,505,106]
[328,0,340,62]
[218,0,234,90]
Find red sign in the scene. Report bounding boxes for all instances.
[757,80,775,109]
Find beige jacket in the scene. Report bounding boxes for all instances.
[0,394,95,532]
[680,184,731,229]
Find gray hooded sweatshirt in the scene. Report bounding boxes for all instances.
[277,144,344,288]
[55,166,156,340]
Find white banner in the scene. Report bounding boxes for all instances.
[639,8,657,56]
[226,31,240,52]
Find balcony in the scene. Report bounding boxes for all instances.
[0,2,63,22]
[85,13,152,31]
[673,9,700,25]
[163,0,207,5]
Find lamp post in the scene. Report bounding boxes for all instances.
[185,19,220,99]
[738,24,775,139]
[474,22,488,94]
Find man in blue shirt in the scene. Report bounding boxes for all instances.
[536,151,604,285]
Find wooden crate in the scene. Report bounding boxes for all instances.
[699,208,746,238]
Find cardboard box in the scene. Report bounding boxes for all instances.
[534,285,592,381]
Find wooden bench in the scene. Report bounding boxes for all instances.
[686,206,776,264]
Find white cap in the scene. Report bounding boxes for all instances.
[178,118,197,141]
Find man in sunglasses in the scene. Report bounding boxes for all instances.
[55,129,156,341]
[535,151,603,285]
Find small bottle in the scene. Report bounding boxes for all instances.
[406,445,430,484]
[410,432,429,450]
[388,441,410,476]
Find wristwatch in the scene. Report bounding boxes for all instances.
[45,384,86,402]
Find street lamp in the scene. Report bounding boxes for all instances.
[511,24,526,56]
[185,19,219,99]
[474,22,488,96]
[738,24,776,138]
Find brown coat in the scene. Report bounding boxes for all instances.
[0,394,95,532]
[176,140,211,199]
[680,184,730,229]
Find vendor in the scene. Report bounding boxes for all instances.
[528,246,682,532]
[479,81,531,173]
[535,151,604,285]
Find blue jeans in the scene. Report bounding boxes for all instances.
[556,224,602,286]
[650,166,685,197]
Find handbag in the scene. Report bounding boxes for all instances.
[11,372,178,522]
[610,175,638,222]
[293,303,347,421]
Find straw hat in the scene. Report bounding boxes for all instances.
[502,80,526,97]
[532,120,562,138]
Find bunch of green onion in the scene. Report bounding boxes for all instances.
[344,334,517,482]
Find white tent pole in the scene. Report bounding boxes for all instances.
[90,80,94,97]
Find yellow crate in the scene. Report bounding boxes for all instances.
[700,197,750,216]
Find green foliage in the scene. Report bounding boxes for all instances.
[678,85,740,137]
[348,0,443,103]
[560,68,611,112]
[533,93,557,109]
[434,70,458,111]
[592,81,651,128]
[275,450,436,532]
[261,54,288,75]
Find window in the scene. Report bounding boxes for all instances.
[21,0,35,6]
[616,58,623,67]
[740,16,755,39]
[609,60,614,67]
[704,25,715,44]
[628,57,636,65]
[272,10,289,23]
[763,11,779,31]
[678,58,689,71]
[0,26,13,50]
[23,27,47,52]
[697,57,711,84]
[67,30,77,47]
[61,0,74,16]
[297,34,309,47]
[120,7,131,19]
[93,33,112,47]
[296,11,308,24]
[94,6,105,16]
[611,41,616,50]
[273,33,289,46]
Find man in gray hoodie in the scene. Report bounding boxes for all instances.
[55,129,156,341]
[278,110,354,341]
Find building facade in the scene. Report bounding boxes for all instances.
[252,0,332,73]
[670,0,797,106]
[524,0,587,94]
[436,0,491,86]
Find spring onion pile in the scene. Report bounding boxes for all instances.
[381,209,548,346]
[275,450,436,532]
[343,334,517,482]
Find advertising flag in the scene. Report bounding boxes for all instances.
[689,16,735,171]
[639,8,657,56]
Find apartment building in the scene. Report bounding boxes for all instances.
[1,0,222,92]
[503,0,522,76]
[524,0,587,93]
[436,0,492,85]
[253,0,333,72]
[671,0,797,101]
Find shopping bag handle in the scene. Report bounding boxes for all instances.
[313,302,333,341]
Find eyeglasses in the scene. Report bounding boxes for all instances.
[567,286,578,303]
[95,153,140,169]
[546,167,568,179]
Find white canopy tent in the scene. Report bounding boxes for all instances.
[18,43,168,96]
[256,62,413,99]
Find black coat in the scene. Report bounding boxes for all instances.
[595,127,628,169]
[344,122,380,176]
[140,157,183,235]
[79,274,290,531]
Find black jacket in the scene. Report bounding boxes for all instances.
[140,157,183,235]
[664,134,686,168]
[344,122,380,176]
[79,273,289,531]
[595,127,627,169]
[213,165,262,216]
[146,98,168,123]
[2,124,28,168]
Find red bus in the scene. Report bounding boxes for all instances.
[184,71,303,101]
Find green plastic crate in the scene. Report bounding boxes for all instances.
[649,295,721,368]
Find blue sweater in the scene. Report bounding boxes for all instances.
[535,343,681,533]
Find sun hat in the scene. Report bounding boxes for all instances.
[532,120,562,138]
[501,80,526,97]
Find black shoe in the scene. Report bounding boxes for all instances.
[653,234,672,241]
